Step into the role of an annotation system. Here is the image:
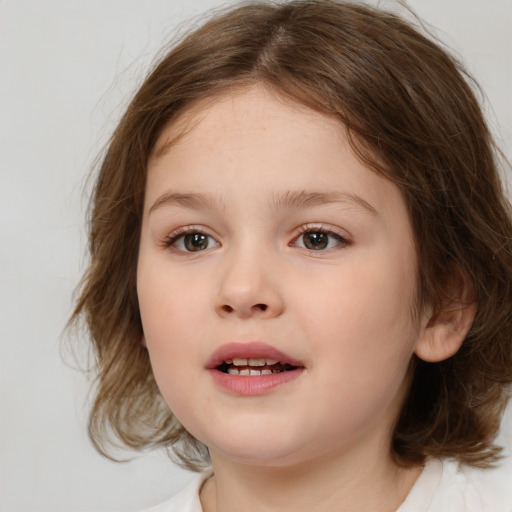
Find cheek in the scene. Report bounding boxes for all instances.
[295,262,418,441]
[137,264,220,440]
[137,264,207,396]
[298,248,419,382]
[138,259,208,337]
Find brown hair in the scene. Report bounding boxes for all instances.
[70,0,512,470]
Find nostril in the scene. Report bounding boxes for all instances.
[220,303,268,314]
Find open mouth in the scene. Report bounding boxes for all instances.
[208,343,304,394]
[216,358,297,376]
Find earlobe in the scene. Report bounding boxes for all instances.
[414,271,477,363]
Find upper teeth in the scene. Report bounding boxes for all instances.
[227,358,279,366]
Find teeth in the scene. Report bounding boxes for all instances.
[226,368,271,376]
[228,358,280,367]
[222,357,293,376]
[225,367,289,377]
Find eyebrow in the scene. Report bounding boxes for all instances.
[149,192,224,214]
[269,190,378,216]
[148,190,378,216]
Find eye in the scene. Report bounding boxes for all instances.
[292,228,349,251]
[167,230,219,252]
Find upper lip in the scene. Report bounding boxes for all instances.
[206,342,304,369]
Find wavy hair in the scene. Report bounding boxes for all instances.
[70,0,512,470]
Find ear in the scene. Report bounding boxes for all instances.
[141,335,147,348]
[415,270,477,363]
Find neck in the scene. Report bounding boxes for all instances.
[200,442,421,512]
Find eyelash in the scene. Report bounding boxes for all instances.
[292,224,352,251]
[163,226,219,252]
[163,225,352,253]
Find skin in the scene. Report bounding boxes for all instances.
[137,86,471,511]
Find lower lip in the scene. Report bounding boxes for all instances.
[208,368,304,396]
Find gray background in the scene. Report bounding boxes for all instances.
[1,1,511,510]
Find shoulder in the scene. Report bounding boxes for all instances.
[433,458,512,512]
[400,456,512,512]
[140,471,211,512]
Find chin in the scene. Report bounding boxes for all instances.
[215,447,305,468]
[203,428,317,468]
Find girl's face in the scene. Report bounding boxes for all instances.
[137,86,428,468]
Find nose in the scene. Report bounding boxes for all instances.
[213,248,285,320]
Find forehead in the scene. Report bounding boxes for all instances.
[145,86,405,223]
[151,86,343,160]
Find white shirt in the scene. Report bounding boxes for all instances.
[142,458,512,512]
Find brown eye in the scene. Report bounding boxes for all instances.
[184,233,209,251]
[303,232,329,250]
[170,232,219,252]
[293,229,347,251]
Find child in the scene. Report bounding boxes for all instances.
[71,1,512,510]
